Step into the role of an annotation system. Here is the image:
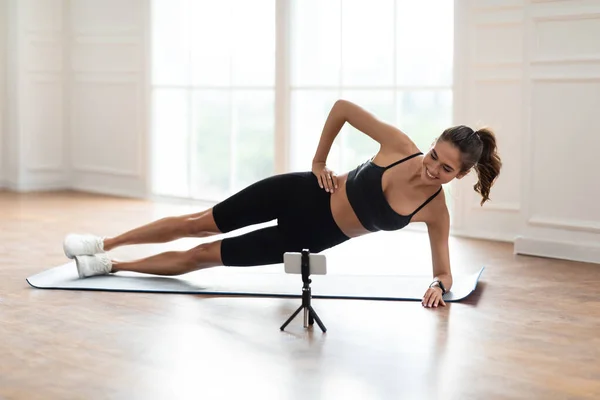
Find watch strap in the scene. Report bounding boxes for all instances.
[430,279,447,295]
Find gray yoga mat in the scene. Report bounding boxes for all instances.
[26,262,484,302]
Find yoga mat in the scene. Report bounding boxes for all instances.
[26,262,484,302]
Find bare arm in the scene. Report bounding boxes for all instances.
[426,205,453,291]
[312,99,415,164]
[421,202,453,308]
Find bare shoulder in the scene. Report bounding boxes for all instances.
[338,99,419,154]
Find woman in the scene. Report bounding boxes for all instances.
[63,100,502,308]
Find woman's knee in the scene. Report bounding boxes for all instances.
[183,209,222,237]
[184,241,223,267]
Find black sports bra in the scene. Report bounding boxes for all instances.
[345,152,442,232]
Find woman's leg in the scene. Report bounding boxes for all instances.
[67,172,311,266]
[103,208,220,251]
[75,226,288,278]
[102,173,303,251]
[110,240,223,276]
[64,208,221,259]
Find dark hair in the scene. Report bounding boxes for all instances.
[439,125,502,206]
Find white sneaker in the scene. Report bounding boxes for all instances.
[63,233,105,259]
[75,254,113,278]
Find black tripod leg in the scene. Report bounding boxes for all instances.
[308,305,327,333]
[309,315,314,325]
[280,305,304,331]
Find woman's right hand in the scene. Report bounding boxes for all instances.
[312,161,338,193]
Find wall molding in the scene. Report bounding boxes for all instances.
[28,37,63,45]
[531,76,600,82]
[531,13,600,65]
[70,77,142,179]
[531,57,600,65]
[474,21,523,27]
[24,39,63,72]
[71,29,140,36]
[73,35,138,44]
[514,236,600,265]
[473,61,523,68]
[473,77,521,83]
[21,76,64,172]
[4,178,69,192]
[454,0,600,265]
[26,165,64,173]
[71,181,146,199]
[29,75,63,83]
[472,21,523,66]
[532,11,600,22]
[25,28,63,35]
[472,202,521,212]
[528,216,600,234]
[530,0,572,3]
[473,70,522,81]
[473,5,523,12]
[73,74,139,83]
[71,46,140,73]
[527,78,600,235]
[70,165,141,178]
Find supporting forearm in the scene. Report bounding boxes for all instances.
[312,101,346,164]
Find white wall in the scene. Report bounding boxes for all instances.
[69,0,149,197]
[2,0,148,196]
[0,0,6,186]
[3,0,19,188]
[3,0,67,191]
[453,0,600,264]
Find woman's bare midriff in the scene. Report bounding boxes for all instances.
[329,172,371,238]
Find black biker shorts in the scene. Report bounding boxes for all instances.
[212,172,350,266]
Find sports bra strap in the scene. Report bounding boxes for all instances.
[411,186,443,216]
[384,152,423,170]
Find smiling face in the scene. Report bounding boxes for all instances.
[420,140,468,185]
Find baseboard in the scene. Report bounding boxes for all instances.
[3,180,69,192]
[71,183,146,199]
[449,228,516,243]
[514,236,600,265]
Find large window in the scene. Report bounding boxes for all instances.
[151,0,275,200]
[290,0,453,173]
[151,0,453,201]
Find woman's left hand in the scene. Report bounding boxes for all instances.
[422,286,446,308]
[311,161,338,193]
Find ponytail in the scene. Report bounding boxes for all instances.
[473,128,502,205]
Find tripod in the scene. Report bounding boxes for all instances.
[280,249,327,333]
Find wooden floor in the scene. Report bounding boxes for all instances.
[1,190,599,400]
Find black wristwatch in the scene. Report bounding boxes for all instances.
[430,279,447,295]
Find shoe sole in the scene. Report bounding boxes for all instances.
[63,239,75,259]
[74,256,85,279]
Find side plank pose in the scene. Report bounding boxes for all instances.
[63,100,501,308]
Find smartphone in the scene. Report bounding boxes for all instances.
[283,252,327,275]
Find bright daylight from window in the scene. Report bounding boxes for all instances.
[151,0,453,202]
